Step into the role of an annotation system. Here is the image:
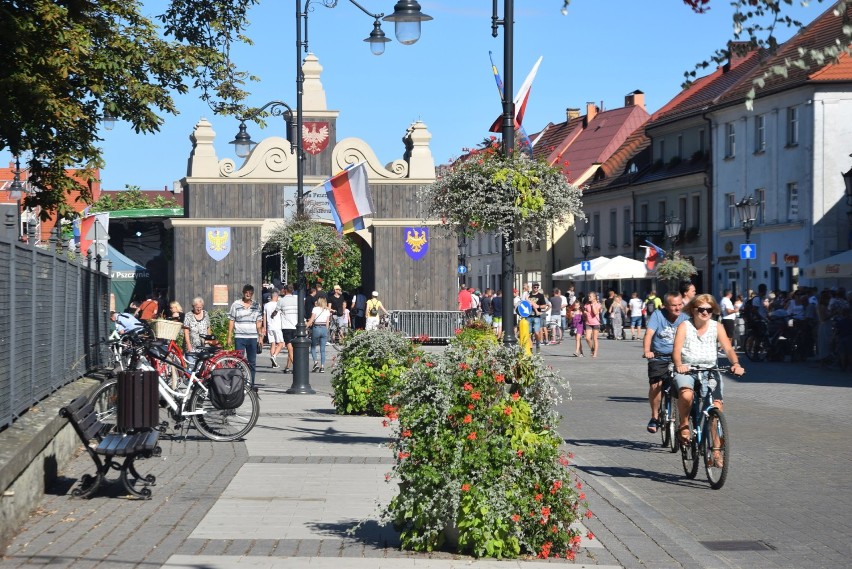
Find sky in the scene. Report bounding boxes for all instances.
[3,0,823,191]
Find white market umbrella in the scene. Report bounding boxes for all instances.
[552,256,611,279]
[802,249,852,279]
[581,255,650,280]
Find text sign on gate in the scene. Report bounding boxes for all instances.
[581,261,591,271]
[740,244,757,260]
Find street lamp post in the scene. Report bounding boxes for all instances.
[664,215,681,292]
[233,0,430,394]
[457,232,467,288]
[8,157,25,240]
[577,232,593,296]
[736,196,760,298]
[492,0,517,346]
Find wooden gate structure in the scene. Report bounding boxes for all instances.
[167,54,455,313]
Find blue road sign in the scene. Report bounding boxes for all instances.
[740,244,757,260]
[457,265,467,275]
[581,261,591,272]
[516,300,533,318]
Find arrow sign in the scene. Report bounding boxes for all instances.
[516,300,533,318]
[740,244,756,260]
[581,261,591,271]
[457,265,467,275]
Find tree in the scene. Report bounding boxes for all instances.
[2,0,848,218]
[89,185,179,212]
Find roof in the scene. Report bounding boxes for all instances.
[531,116,585,164]
[717,3,852,104]
[584,126,652,194]
[108,208,184,219]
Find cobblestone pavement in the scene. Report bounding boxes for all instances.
[2,338,849,568]
[545,336,852,569]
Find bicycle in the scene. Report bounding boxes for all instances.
[679,365,736,490]
[744,316,803,363]
[657,368,679,453]
[327,317,348,348]
[89,340,260,442]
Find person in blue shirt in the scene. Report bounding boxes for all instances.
[641,292,688,434]
[110,311,143,334]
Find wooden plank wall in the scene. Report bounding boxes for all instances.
[187,183,287,219]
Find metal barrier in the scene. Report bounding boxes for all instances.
[389,310,464,342]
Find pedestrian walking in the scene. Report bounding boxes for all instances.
[227,284,263,386]
[264,289,285,368]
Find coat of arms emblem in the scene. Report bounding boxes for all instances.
[206,227,231,261]
[302,122,330,155]
[403,227,429,261]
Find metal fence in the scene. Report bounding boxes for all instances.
[0,224,110,430]
[388,310,465,342]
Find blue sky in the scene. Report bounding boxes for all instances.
[5,0,821,191]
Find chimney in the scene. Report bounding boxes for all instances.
[585,101,597,124]
[625,90,645,110]
[566,107,581,120]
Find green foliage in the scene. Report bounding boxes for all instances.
[90,185,179,212]
[423,141,584,245]
[330,329,418,416]
[656,251,698,282]
[382,329,588,560]
[208,308,233,350]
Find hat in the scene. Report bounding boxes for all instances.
[474,290,481,296]
[372,291,379,297]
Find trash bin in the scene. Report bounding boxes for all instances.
[116,370,159,431]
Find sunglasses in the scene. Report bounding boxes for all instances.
[695,306,713,314]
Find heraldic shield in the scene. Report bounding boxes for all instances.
[206,227,231,261]
[403,227,429,261]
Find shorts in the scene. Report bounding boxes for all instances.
[631,316,642,327]
[528,316,542,333]
[673,370,724,401]
[586,324,601,331]
[281,329,296,344]
[548,315,561,326]
[647,358,672,384]
[492,316,502,325]
[267,328,284,343]
[482,314,493,325]
[337,315,348,328]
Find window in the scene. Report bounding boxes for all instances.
[678,195,687,225]
[640,203,648,223]
[725,122,736,157]
[609,210,617,247]
[698,129,705,154]
[657,200,666,222]
[658,139,665,162]
[691,194,701,232]
[786,106,799,146]
[725,193,736,229]
[477,235,483,255]
[755,188,766,224]
[494,235,501,253]
[534,238,541,251]
[677,135,683,159]
[623,207,631,246]
[787,182,799,221]
[754,114,766,152]
[592,213,601,248]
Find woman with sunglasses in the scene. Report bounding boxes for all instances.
[672,294,744,448]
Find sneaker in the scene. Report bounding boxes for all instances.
[270,356,279,368]
[319,366,325,373]
[312,361,319,372]
[282,368,291,373]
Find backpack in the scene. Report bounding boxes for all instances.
[368,300,379,317]
[207,368,246,410]
[645,297,657,315]
[741,297,759,323]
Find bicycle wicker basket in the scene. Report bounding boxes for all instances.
[152,318,182,340]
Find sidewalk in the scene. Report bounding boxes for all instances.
[1,356,619,569]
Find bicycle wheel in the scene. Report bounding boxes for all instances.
[668,402,679,453]
[704,408,730,490]
[744,334,768,362]
[188,385,259,442]
[658,394,670,449]
[680,416,699,479]
[89,380,119,429]
[209,355,252,387]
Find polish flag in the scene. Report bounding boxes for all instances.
[324,162,374,227]
[643,240,666,271]
[489,55,543,133]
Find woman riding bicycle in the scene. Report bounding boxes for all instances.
[672,294,744,449]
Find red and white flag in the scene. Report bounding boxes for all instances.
[323,162,374,227]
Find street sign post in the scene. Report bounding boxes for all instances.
[581,261,591,272]
[457,265,467,275]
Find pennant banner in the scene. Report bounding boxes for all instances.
[403,227,429,261]
[488,52,541,155]
[324,162,374,230]
[206,227,231,261]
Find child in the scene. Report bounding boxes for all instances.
[570,301,585,357]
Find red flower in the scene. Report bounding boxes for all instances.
[463,414,472,424]
[495,374,505,383]
[575,481,583,490]
[566,550,575,561]
[476,369,483,377]
[467,431,477,440]
[541,506,551,516]
[384,472,391,481]
[511,392,520,401]
[425,362,434,368]
[398,451,410,459]
[511,514,521,522]
[586,531,595,540]
[503,407,512,416]
[401,430,412,437]
[471,391,481,400]
[550,480,563,494]
[534,493,543,501]
[585,510,594,519]
[578,492,586,501]
[459,362,469,371]
[517,449,523,456]
[468,404,475,410]
[381,420,389,427]
[463,382,473,391]
[461,483,470,492]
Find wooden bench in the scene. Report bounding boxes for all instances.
[59,395,161,499]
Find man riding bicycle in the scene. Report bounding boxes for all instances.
[642,292,687,434]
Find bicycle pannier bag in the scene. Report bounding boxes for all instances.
[207,368,246,410]
[117,370,159,431]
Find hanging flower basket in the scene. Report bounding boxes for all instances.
[421,142,584,244]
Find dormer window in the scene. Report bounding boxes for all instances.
[628,162,638,174]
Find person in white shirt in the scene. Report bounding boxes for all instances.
[277,285,299,373]
[628,291,645,340]
[263,290,284,368]
[719,289,737,350]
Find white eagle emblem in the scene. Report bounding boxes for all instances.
[302,122,330,155]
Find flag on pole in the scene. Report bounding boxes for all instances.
[80,212,109,257]
[323,162,373,233]
[642,240,667,271]
[488,52,543,155]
